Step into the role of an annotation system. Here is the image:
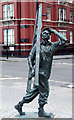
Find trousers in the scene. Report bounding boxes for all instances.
[23,74,49,105]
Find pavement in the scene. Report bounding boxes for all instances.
[0,84,73,119]
[0,55,73,62]
[0,55,73,120]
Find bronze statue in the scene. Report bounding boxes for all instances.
[14,27,68,118]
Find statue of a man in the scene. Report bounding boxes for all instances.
[14,27,68,118]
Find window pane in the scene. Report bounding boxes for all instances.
[10,4,14,10]
[70,10,72,22]
[8,29,11,35]
[8,11,10,18]
[59,8,66,21]
[4,29,7,45]
[70,31,73,43]
[64,9,66,19]
[59,30,66,40]
[3,5,6,19]
[12,29,14,35]
[3,12,5,19]
[3,5,5,11]
[47,6,51,20]
[60,9,63,20]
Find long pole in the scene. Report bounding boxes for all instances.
[32,0,39,47]
[36,0,38,11]
[19,1,21,57]
[6,4,10,59]
[26,0,39,92]
[35,3,42,86]
[6,29,8,59]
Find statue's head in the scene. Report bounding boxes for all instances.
[41,27,51,40]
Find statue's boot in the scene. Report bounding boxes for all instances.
[14,100,25,115]
[38,104,53,118]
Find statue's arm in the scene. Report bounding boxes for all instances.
[48,28,68,46]
[28,44,36,69]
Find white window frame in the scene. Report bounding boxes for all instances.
[70,31,73,44]
[3,4,14,20]
[47,6,51,20]
[4,29,15,45]
[59,8,66,21]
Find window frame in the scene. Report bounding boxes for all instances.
[3,28,15,45]
[70,10,73,22]
[59,8,66,21]
[3,4,14,20]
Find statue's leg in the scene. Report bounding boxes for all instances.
[14,85,39,115]
[38,74,49,106]
[38,74,53,118]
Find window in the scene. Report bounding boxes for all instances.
[70,10,73,22]
[70,31,73,44]
[59,30,67,40]
[47,6,51,20]
[3,4,14,20]
[1,0,13,2]
[59,8,66,21]
[4,29,14,45]
[58,0,68,5]
[69,0,73,3]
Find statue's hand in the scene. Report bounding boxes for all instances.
[28,67,35,79]
[29,67,35,79]
[28,57,33,70]
[31,67,35,75]
[29,65,33,70]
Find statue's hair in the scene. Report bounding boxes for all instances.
[42,27,51,33]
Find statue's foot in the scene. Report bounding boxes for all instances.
[14,103,25,115]
[38,109,54,118]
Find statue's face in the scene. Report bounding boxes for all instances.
[41,30,50,40]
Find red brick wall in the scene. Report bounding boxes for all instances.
[0,1,74,56]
